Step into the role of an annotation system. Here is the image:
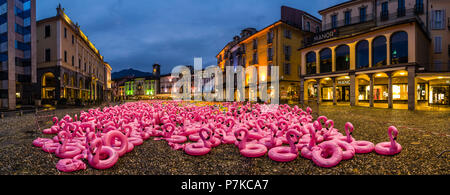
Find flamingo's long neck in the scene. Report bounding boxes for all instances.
[388,128,397,150]
[61,134,68,153]
[308,128,316,148]
[93,140,102,164]
[345,126,352,143]
[238,130,247,150]
[286,132,297,153]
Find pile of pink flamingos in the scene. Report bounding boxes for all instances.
[32,101,402,172]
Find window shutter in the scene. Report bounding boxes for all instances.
[444,9,447,29]
[435,37,442,53]
[431,10,435,29]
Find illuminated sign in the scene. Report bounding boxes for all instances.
[313,29,338,43]
[337,80,350,85]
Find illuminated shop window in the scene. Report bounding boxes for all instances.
[393,84,408,100]
[321,87,333,100]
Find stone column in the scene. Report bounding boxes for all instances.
[369,73,374,107]
[316,78,321,104]
[367,38,374,68]
[299,78,304,104]
[350,73,356,106]
[407,66,416,110]
[387,71,393,109]
[386,33,392,66]
[315,50,320,74]
[331,46,336,72]
[332,77,337,105]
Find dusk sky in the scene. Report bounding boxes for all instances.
[37,0,347,75]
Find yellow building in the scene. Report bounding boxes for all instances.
[36,5,111,105]
[299,0,450,110]
[217,6,321,103]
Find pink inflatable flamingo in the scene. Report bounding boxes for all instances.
[123,125,143,147]
[88,138,119,169]
[184,128,212,156]
[323,120,343,141]
[32,138,53,147]
[43,117,60,134]
[235,128,267,158]
[259,124,283,149]
[311,141,343,168]
[163,123,187,144]
[216,128,236,144]
[332,140,355,160]
[56,154,86,172]
[375,126,402,155]
[345,122,375,154]
[268,130,301,162]
[300,124,317,159]
[42,141,60,153]
[55,131,82,159]
[103,130,129,157]
[335,122,356,143]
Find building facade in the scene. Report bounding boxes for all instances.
[113,64,160,100]
[217,6,321,103]
[159,73,179,95]
[36,5,111,105]
[0,0,36,110]
[299,0,449,110]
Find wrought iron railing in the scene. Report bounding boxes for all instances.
[323,14,375,31]
[322,7,426,31]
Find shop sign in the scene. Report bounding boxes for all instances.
[313,29,338,43]
[337,80,350,85]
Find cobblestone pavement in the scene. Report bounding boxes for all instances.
[0,103,448,175]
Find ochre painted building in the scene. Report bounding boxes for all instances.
[217,6,321,103]
[36,5,111,105]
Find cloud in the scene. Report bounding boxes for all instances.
[37,0,347,74]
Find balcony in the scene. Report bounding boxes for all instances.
[323,14,375,31]
[414,3,424,15]
[397,8,406,18]
[377,8,428,33]
[380,10,389,21]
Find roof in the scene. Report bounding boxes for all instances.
[37,6,104,62]
[318,0,370,14]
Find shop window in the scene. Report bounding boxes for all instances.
[417,83,427,101]
[307,82,317,99]
[393,84,408,100]
[373,85,388,100]
[322,87,333,100]
[430,85,449,105]
[358,85,369,101]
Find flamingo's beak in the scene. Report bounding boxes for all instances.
[394,137,397,141]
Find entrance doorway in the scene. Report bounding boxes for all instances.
[337,86,350,101]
